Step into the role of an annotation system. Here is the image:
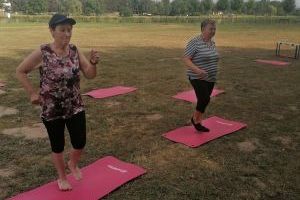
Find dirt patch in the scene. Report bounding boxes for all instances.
[200,158,221,171]
[268,113,284,120]
[104,101,121,108]
[0,81,5,87]
[10,88,24,92]
[288,105,298,111]
[237,139,260,152]
[0,90,6,95]
[2,123,48,139]
[271,136,292,146]
[157,57,180,62]
[238,192,258,200]
[0,168,15,177]
[0,106,19,118]
[146,114,163,121]
[253,177,267,190]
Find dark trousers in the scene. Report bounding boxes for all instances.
[189,79,215,113]
[42,111,86,153]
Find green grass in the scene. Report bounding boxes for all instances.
[0,22,299,200]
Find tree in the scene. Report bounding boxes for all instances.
[201,0,213,14]
[82,0,96,15]
[155,1,169,15]
[270,0,284,15]
[231,0,243,13]
[254,0,271,15]
[0,0,4,9]
[103,0,119,12]
[138,0,155,14]
[119,5,132,16]
[170,0,188,16]
[282,0,295,14]
[216,0,230,13]
[60,0,82,15]
[118,0,132,16]
[244,0,255,15]
[267,4,277,16]
[11,0,28,12]
[48,0,59,13]
[96,0,105,15]
[186,0,201,16]
[26,0,48,14]
[161,0,170,15]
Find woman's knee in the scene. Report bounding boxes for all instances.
[51,144,65,153]
[72,139,86,150]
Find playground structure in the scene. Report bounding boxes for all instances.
[276,41,300,59]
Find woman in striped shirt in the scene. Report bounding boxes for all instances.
[183,19,219,132]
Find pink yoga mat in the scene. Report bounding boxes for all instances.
[255,59,290,66]
[8,156,146,200]
[173,88,224,103]
[163,116,247,147]
[83,86,137,99]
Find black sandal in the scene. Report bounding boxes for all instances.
[191,117,210,132]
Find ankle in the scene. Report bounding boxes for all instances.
[68,160,76,167]
[58,176,67,181]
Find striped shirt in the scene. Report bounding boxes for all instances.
[184,35,219,82]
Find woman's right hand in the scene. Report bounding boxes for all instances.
[195,68,207,79]
[30,93,40,105]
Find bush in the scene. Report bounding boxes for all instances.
[119,7,133,17]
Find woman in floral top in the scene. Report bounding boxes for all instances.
[16,14,100,191]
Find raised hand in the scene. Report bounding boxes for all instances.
[89,49,100,65]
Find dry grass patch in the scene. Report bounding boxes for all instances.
[0,106,19,118]
[145,113,163,121]
[0,168,15,177]
[2,123,47,139]
[237,138,260,153]
[0,90,6,95]
[104,101,121,108]
[271,136,292,147]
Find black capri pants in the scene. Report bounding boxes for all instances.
[189,79,215,113]
[42,111,86,153]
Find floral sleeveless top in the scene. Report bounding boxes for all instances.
[39,44,84,121]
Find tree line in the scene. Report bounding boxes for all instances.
[1,0,297,16]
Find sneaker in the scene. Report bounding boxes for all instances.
[191,117,210,132]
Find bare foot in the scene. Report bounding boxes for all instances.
[68,161,82,180]
[57,179,72,191]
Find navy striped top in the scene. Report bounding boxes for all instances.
[184,35,219,82]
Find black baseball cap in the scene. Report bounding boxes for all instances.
[49,14,76,28]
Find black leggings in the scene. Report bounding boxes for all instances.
[42,111,86,153]
[189,79,215,113]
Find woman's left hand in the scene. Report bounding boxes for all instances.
[89,49,100,65]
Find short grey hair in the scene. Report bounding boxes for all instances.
[201,19,216,31]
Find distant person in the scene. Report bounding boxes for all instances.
[16,14,100,191]
[183,19,219,132]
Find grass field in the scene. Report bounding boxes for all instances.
[0,22,299,200]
